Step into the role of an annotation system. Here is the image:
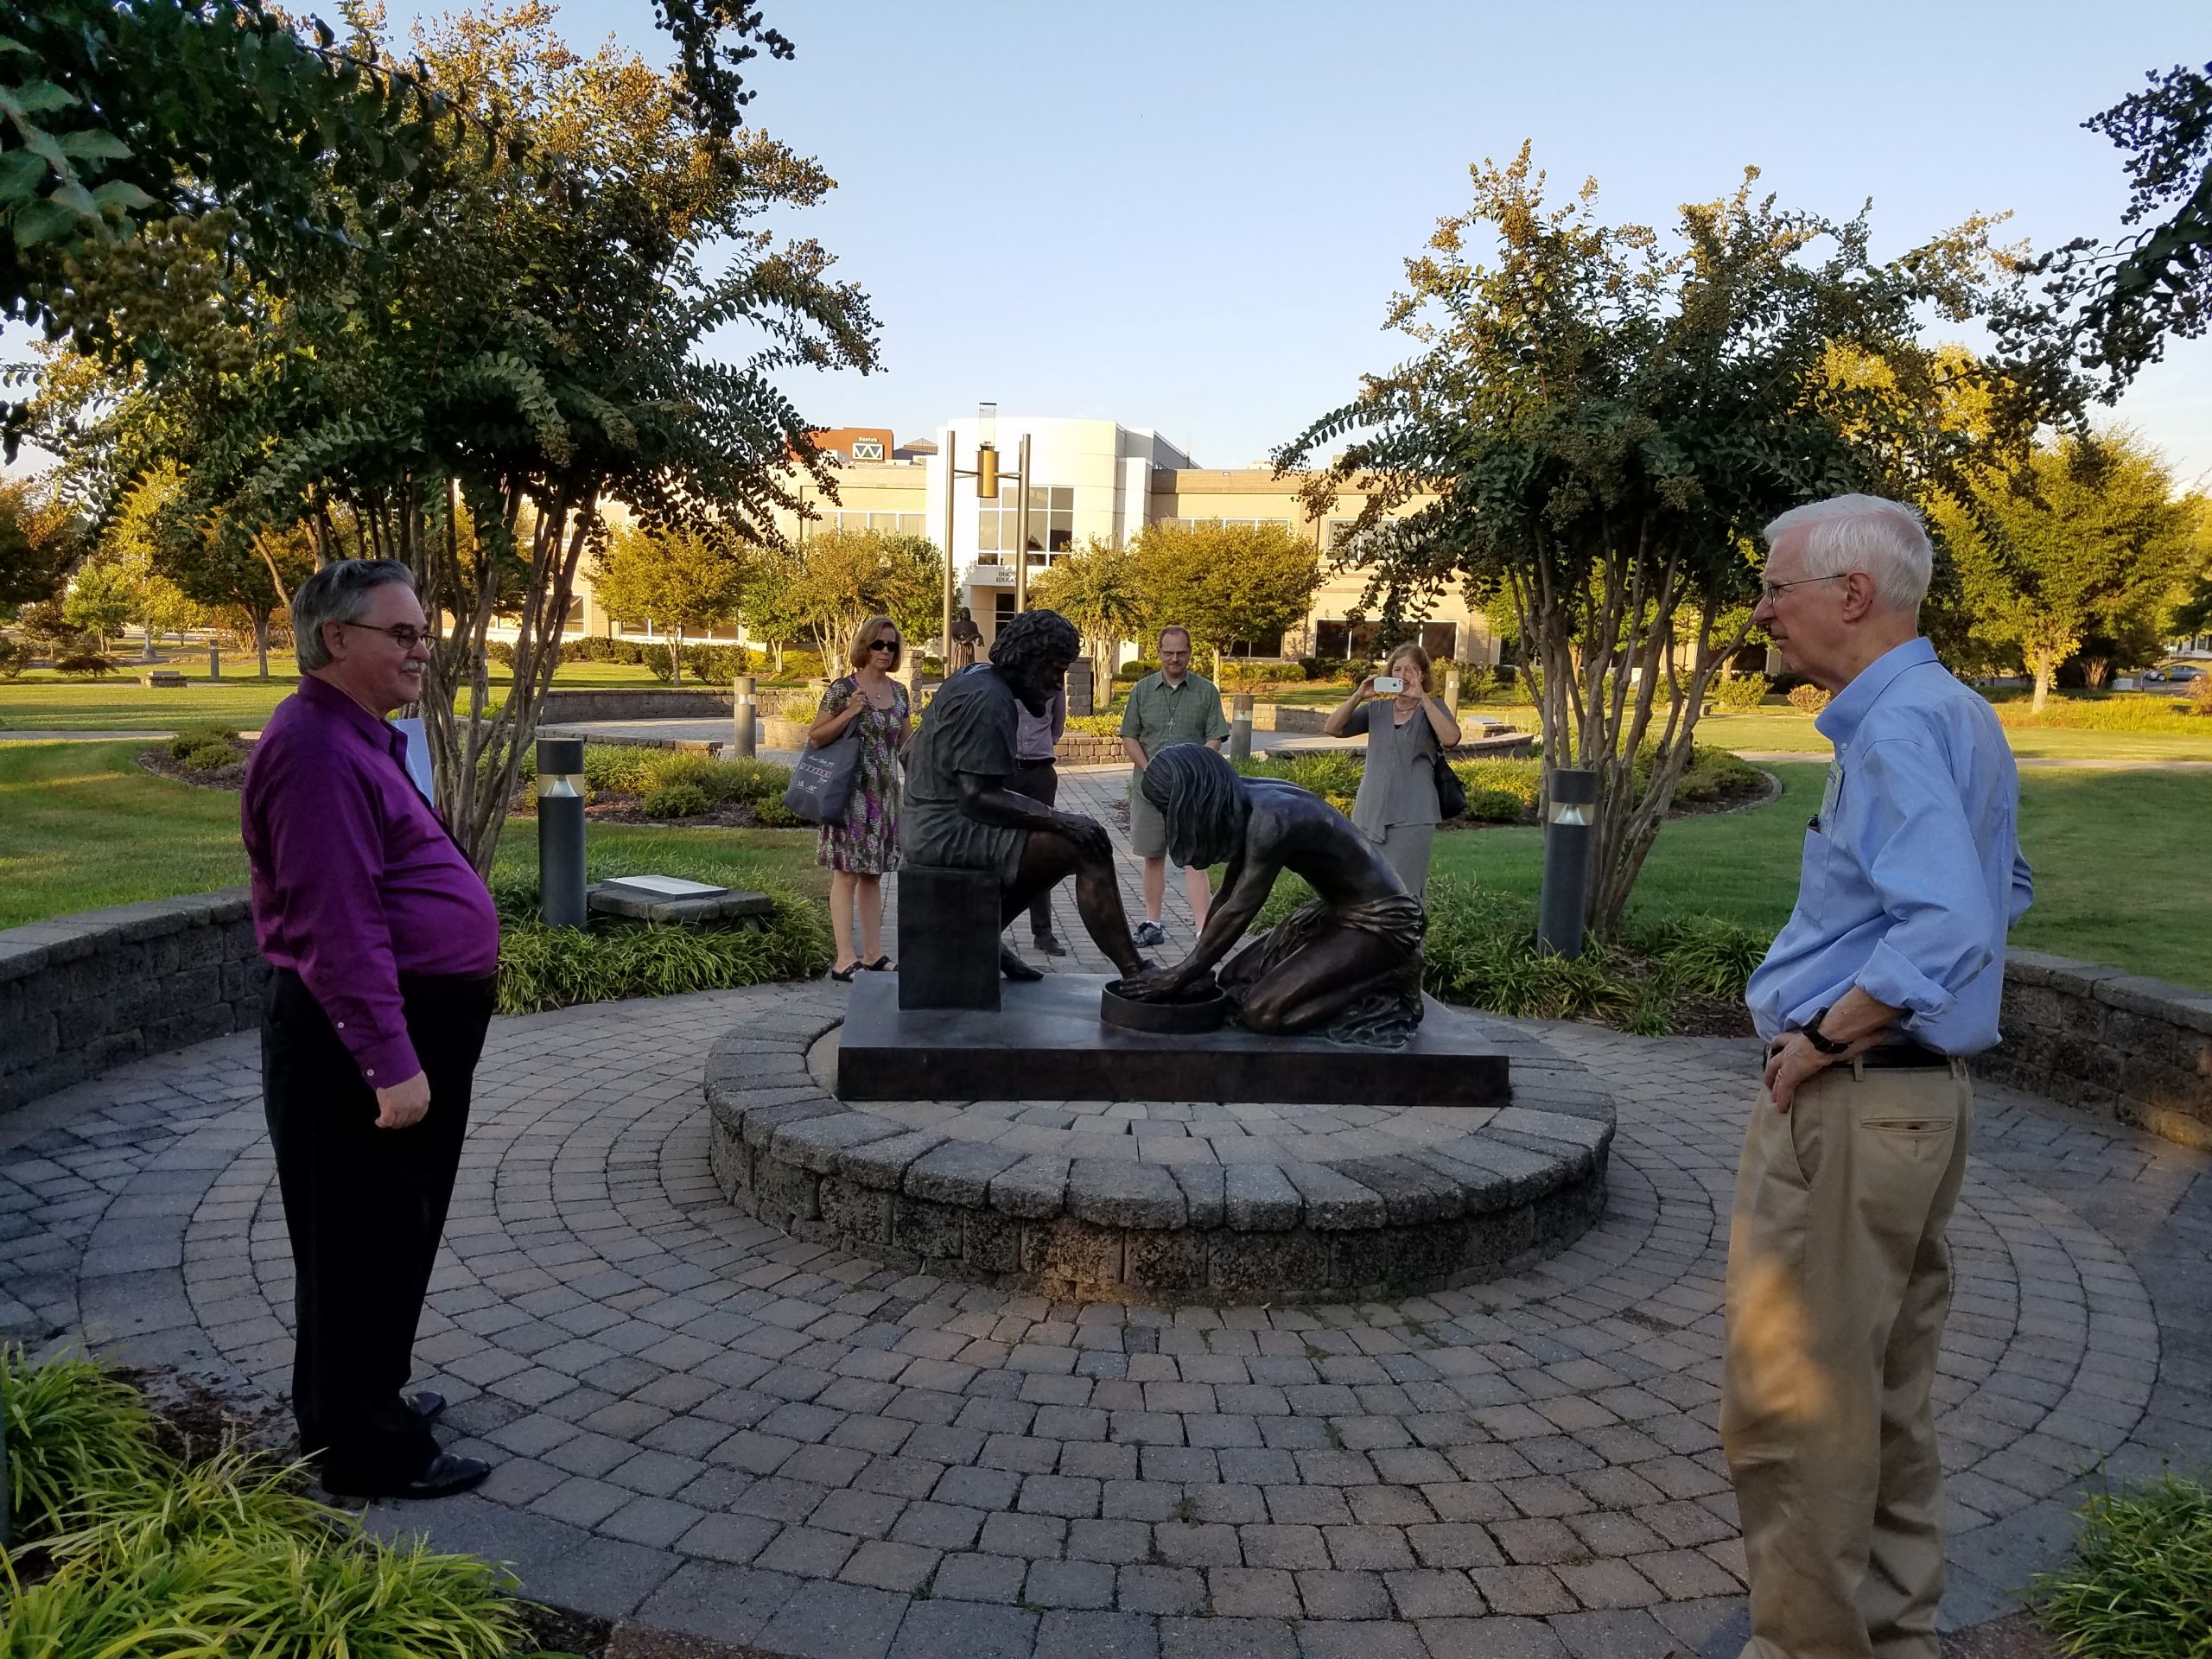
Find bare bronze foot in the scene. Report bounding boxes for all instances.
[999,943,1045,982]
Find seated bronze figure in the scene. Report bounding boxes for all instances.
[1116,743,1427,1045]
[900,610,1149,982]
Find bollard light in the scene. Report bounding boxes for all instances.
[1229,691,1254,762]
[1443,662,1461,717]
[208,641,221,681]
[1536,766,1599,957]
[732,673,757,760]
[537,736,588,928]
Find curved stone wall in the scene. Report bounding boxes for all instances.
[0,889,268,1112]
[1990,950,2212,1151]
[704,1020,1617,1304]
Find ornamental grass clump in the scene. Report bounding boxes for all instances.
[2033,1475,2212,1659]
[1,1345,161,1543]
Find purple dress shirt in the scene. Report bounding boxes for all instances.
[243,676,500,1088]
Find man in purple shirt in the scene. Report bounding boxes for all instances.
[244,559,501,1499]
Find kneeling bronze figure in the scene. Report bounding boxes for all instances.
[1116,743,1426,1046]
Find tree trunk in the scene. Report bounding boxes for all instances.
[253,607,272,680]
[2030,656,2056,712]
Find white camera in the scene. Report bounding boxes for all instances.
[1372,675,1403,694]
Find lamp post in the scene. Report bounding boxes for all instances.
[537,736,588,928]
[939,403,1032,667]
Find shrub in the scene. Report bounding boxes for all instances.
[2034,1476,2212,1659]
[1993,692,2211,734]
[2,1345,161,1542]
[778,647,827,680]
[1452,758,1542,820]
[749,794,807,828]
[1709,671,1769,712]
[178,741,240,773]
[481,639,517,667]
[1664,744,1764,805]
[168,724,241,760]
[1117,657,1160,683]
[1786,683,1832,714]
[2190,675,2212,718]
[0,635,24,679]
[1217,660,1306,691]
[563,634,647,664]
[492,877,833,1014]
[1066,713,1124,739]
[639,780,712,819]
[1298,656,1355,683]
[684,643,753,682]
[54,652,115,677]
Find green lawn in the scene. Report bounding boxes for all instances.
[1694,709,2212,762]
[0,740,823,929]
[4,741,2203,992]
[0,660,807,732]
[1429,761,2210,991]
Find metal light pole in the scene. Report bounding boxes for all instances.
[537,736,588,928]
[732,673,757,760]
[1013,431,1033,616]
[1536,766,1599,957]
[940,403,1030,668]
[1229,692,1254,761]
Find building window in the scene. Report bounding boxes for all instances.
[1224,634,1285,658]
[1322,518,1357,552]
[814,510,925,537]
[1313,620,1458,662]
[994,591,1015,626]
[849,438,884,461]
[980,486,1074,565]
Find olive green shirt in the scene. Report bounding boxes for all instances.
[1118,671,1230,761]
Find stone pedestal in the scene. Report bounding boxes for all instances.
[895,866,1002,1011]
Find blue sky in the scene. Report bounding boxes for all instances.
[22,2,2210,486]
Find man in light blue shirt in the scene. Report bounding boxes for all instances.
[1723,496,2031,1659]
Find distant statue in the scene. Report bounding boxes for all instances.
[901,609,1150,982]
[1117,744,1426,1045]
[949,606,982,671]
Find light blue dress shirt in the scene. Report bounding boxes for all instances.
[1746,637,2033,1055]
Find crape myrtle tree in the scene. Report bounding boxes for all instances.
[752,525,940,671]
[1278,147,2020,938]
[27,3,880,871]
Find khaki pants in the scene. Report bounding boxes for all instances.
[1720,1059,1972,1659]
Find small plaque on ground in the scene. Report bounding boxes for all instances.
[599,874,728,899]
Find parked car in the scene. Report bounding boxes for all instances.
[2142,663,2206,683]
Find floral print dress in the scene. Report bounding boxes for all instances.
[815,676,908,875]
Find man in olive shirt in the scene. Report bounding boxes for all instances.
[1119,626,1230,944]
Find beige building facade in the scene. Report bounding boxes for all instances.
[563,414,1498,668]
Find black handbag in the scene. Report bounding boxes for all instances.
[1431,749,1466,821]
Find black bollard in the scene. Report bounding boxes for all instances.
[1536,766,1599,957]
[732,674,757,760]
[537,736,588,928]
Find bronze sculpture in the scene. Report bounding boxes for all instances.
[901,610,1150,982]
[1116,743,1427,1045]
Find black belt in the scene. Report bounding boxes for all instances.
[1855,1041,1954,1071]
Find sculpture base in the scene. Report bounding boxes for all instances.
[837,972,1509,1108]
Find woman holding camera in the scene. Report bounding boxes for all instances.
[1321,641,1461,898]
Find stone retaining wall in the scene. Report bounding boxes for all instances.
[1988,950,2212,1151]
[537,688,733,722]
[0,889,268,1112]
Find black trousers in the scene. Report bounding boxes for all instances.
[1007,760,1061,939]
[261,967,494,1483]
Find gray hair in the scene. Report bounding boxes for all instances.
[292,560,417,671]
[1762,494,1932,613]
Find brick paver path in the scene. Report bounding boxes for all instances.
[5,983,2208,1657]
[4,762,2209,1654]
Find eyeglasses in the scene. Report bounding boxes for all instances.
[1757,573,1848,606]
[344,621,432,648]
[868,638,899,653]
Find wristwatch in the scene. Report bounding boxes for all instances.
[1799,1007,1851,1055]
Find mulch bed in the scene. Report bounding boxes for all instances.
[138,740,254,791]
[507,793,796,830]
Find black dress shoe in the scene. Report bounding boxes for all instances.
[1032,934,1069,957]
[322,1452,493,1501]
[405,1390,448,1424]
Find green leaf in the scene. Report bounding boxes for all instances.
[90,178,156,213]
[4,79,77,114]
[9,197,77,247]
[0,149,45,202]
[47,178,98,219]
[58,129,131,162]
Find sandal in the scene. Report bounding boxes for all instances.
[829,962,860,982]
[864,957,895,972]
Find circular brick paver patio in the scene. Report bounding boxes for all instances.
[3,982,2207,1659]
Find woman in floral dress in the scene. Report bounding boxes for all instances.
[810,616,912,979]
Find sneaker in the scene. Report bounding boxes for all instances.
[1133,920,1165,948]
[1033,934,1070,957]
